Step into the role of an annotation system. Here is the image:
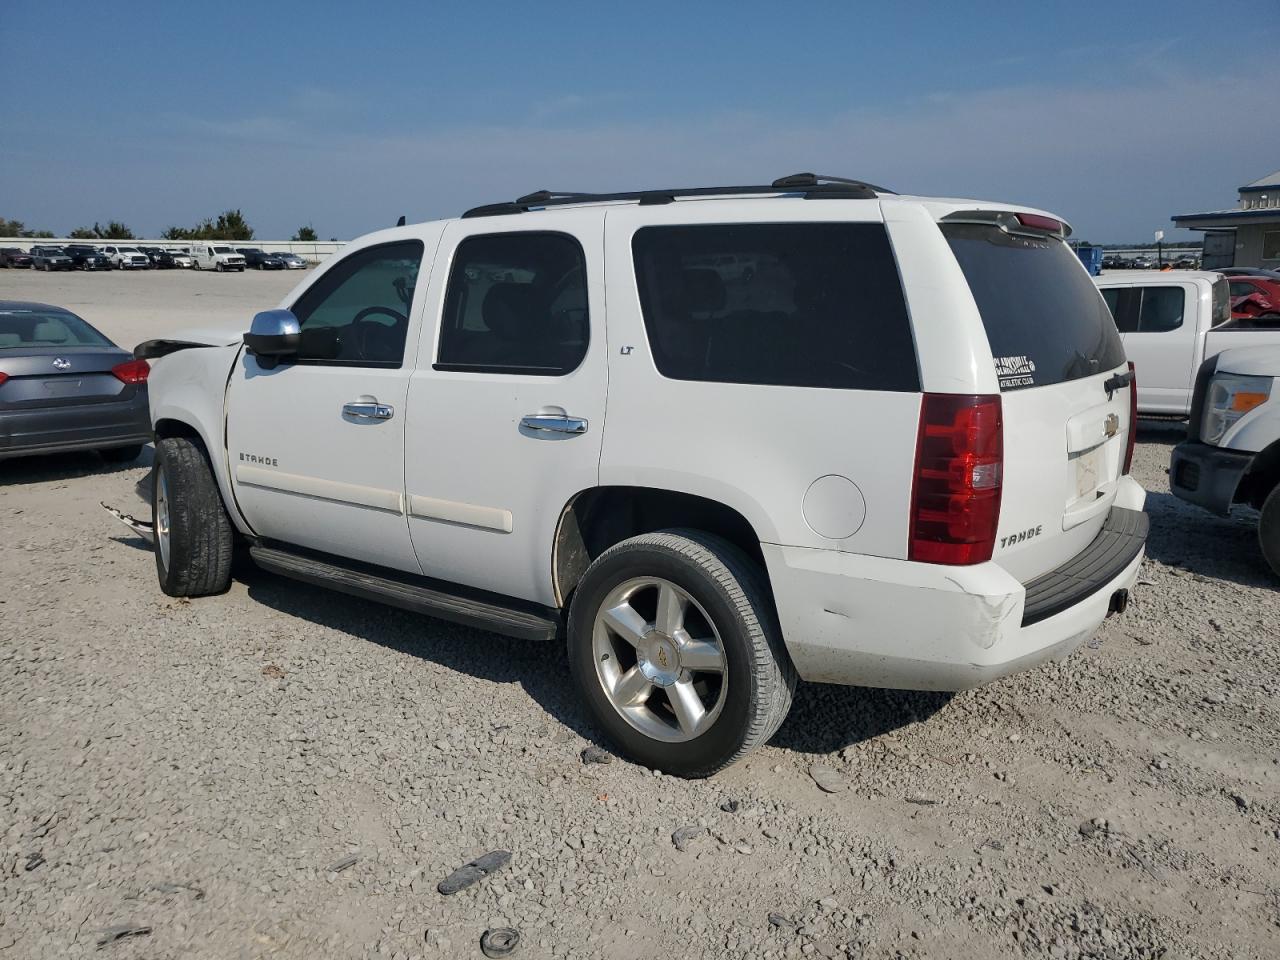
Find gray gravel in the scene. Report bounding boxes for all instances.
[2,272,1279,958]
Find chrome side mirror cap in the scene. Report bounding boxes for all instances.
[243,309,300,363]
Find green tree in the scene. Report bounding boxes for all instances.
[209,209,254,241]
[69,226,99,239]
[163,210,255,241]
[292,224,318,242]
[96,220,135,240]
[0,217,53,238]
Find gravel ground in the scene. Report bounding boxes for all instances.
[2,271,1279,959]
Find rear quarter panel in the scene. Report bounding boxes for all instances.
[599,200,921,559]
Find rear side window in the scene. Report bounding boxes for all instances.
[436,232,588,376]
[943,223,1125,389]
[1100,286,1185,333]
[631,223,918,391]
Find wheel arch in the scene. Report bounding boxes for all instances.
[552,485,769,606]
[1238,437,1280,510]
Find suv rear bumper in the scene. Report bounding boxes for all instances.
[1169,440,1254,517]
[765,475,1147,691]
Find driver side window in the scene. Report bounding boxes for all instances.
[290,240,424,367]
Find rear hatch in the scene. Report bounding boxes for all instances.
[940,216,1132,583]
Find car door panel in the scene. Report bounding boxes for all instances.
[226,236,435,574]
[1106,283,1196,415]
[403,215,607,606]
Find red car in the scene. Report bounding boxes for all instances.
[1226,275,1280,325]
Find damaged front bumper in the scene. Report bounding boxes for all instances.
[102,474,155,544]
[102,502,154,544]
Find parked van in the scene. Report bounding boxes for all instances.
[1094,271,1280,416]
[191,244,246,272]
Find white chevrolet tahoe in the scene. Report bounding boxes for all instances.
[1170,345,1280,576]
[135,174,1148,776]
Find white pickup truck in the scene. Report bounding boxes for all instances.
[1094,270,1280,417]
[1170,345,1280,576]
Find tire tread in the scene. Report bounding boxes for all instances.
[155,437,234,597]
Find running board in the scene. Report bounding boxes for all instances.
[248,545,559,642]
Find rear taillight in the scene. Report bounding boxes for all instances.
[909,394,1003,565]
[0,372,7,387]
[1123,361,1137,475]
[111,358,150,384]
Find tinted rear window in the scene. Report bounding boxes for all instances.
[632,223,918,391]
[942,223,1125,390]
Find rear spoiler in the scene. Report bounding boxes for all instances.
[939,209,1071,240]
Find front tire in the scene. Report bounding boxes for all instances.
[1260,484,1280,579]
[152,436,234,597]
[567,529,795,777]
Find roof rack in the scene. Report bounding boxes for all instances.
[461,173,895,218]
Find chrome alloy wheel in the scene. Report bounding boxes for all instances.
[155,469,172,572]
[592,577,728,742]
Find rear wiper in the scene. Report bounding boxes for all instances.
[1104,369,1133,398]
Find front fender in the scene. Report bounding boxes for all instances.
[148,343,250,535]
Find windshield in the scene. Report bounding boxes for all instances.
[942,223,1126,389]
[0,309,113,348]
[119,246,140,253]
[213,246,234,254]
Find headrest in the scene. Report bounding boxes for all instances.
[682,268,726,314]
[482,283,538,340]
[33,320,69,343]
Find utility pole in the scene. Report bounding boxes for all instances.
[1154,229,1164,268]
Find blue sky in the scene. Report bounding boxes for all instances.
[3,1,1277,242]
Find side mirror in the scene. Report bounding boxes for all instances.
[244,309,300,368]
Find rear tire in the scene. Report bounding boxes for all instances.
[566,529,795,778]
[152,436,234,597]
[100,444,143,463]
[1260,484,1280,579]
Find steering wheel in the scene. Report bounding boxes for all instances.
[347,305,408,359]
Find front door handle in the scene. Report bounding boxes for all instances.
[520,413,588,436]
[343,396,394,420]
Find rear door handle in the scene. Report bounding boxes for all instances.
[520,413,588,436]
[343,396,394,420]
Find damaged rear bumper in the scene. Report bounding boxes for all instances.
[766,477,1147,692]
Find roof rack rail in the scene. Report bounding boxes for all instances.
[461,173,895,218]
